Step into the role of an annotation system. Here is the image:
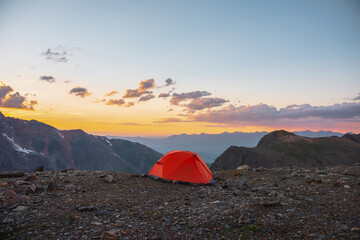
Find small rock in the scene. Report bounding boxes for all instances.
[316,170,327,175]
[24,175,36,181]
[0,190,23,208]
[0,171,24,178]
[2,218,14,224]
[237,165,250,170]
[78,205,96,212]
[13,205,27,211]
[351,227,360,232]
[47,181,59,191]
[96,210,111,216]
[238,215,252,224]
[253,167,262,172]
[262,201,281,207]
[305,198,313,203]
[332,180,342,187]
[104,230,118,240]
[291,172,298,177]
[233,169,241,176]
[251,186,265,192]
[344,185,351,189]
[0,181,7,187]
[34,166,44,172]
[104,175,115,183]
[91,222,102,226]
[30,184,36,192]
[15,180,32,185]
[64,184,76,190]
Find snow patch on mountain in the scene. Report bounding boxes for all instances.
[2,133,35,155]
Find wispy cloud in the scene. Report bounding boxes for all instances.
[153,117,185,123]
[170,91,211,105]
[106,99,125,106]
[104,91,119,97]
[69,87,92,98]
[0,81,37,110]
[125,102,135,107]
[188,102,360,124]
[185,97,229,110]
[104,99,134,107]
[139,94,155,102]
[39,75,55,83]
[158,93,170,98]
[41,46,68,63]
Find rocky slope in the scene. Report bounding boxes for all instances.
[211,130,360,171]
[0,112,162,173]
[0,164,359,239]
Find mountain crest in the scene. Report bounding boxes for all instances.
[257,130,295,147]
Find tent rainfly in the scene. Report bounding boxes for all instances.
[148,150,214,184]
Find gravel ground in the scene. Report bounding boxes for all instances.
[1,163,359,239]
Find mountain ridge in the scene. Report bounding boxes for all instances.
[211,130,360,170]
[0,112,162,173]
[111,130,344,163]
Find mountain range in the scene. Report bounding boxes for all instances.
[113,130,343,163]
[0,112,162,173]
[211,130,360,170]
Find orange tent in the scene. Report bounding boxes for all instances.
[148,150,214,184]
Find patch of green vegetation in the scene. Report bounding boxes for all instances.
[65,214,76,220]
[221,222,264,239]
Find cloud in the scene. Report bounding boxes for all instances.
[94,99,106,103]
[104,99,134,107]
[170,91,211,105]
[104,91,119,97]
[123,79,155,98]
[165,78,175,86]
[185,97,229,110]
[106,99,125,106]
[0,82,37,110]
[158,93,170,98]
[41,47,68,63]
[188,102,360,124]
[139,94,155,102]
[0,84,12,100]
[69,87,92,98]
[125,102,135,107]
[354,92,360,101]
[39,75,55,83]
[154,118,185,123]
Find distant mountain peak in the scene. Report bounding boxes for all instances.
[257,130,295,147]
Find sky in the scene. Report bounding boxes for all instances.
[0,0,359,136]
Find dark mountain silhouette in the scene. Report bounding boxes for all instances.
[0,112,162,173]
[211,130,360,170]
[114,130,343,163]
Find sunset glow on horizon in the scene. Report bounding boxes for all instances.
[1,0,359,137]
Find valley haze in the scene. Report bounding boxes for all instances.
[112,130,344,163]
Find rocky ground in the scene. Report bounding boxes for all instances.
[1,164,359,240]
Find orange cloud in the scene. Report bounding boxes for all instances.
[123,79,155,98]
